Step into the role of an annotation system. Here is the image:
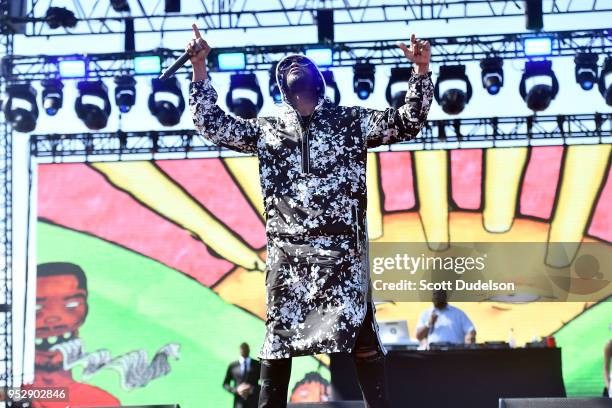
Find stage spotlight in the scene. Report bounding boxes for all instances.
[353,62,375,100]
[384,67,412,107]
[148,77,185,126]
[573,53,598,91]
[480,57,504,95]
[218,52,246,71]
[59,59,86,78]
[322,70,340,105]
[524,37,552,57]
[110,0,130,12]
[226,73,263,118]
[231,98,258,119]
[3,84,38,133]
[41,79,64,116]
[269,62,282,104]
[519,60,559,112]
[599,56,612,106]
[306,48,333,68]
[114,75,136,113]
[45,7,77,29]
[75,80,111,130]
[434,65,473,115]
[134,56,161,74]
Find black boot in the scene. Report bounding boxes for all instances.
[352,301,391,408]
[353,349,390,408]
[258,357,292,408]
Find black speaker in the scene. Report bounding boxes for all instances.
[124,17,135,52]
[316,9,334,43]
[165,0,180,12]
[76,405,180,408]
[524,0,543,31]
[288,402,364,408]
[499,398,612,408]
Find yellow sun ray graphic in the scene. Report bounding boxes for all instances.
[223,157,265,220]
[414,150,449,249]
[550,145,611,242]
[366,152,383,239]
[483,147,528,233]
[547,144,611,265]
[92,161,265,271]
[215,260,267,317]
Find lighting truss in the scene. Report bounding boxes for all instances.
[3,29,611,82]
[0,81,13,393]
[29,113,611,161]
[0,0,14,391]
[5,0,612,37]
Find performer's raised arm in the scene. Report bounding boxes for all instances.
[187,24,261,154]
[363,34,434,148]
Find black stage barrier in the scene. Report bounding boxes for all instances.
[77,405,180,408]
[288,403,364,407]
[499,398,612,407]
[331,348,566,408]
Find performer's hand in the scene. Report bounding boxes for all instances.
[187,24,211,64]
[187,24,211,83]
[397,34,431,74]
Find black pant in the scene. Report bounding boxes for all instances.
[258,302,390,408]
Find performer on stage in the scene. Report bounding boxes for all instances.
[187,24,433,408]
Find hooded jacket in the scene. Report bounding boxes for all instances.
[189,55,434,359]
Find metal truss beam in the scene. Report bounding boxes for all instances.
[7,0,612,37]
[30,113,612,162]
[3,29,611,82]
[0,0,14,392]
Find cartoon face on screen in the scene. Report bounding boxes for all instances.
[35,262,88,371]
[289,372,332,402]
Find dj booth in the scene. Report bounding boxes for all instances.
[330,347,566,408]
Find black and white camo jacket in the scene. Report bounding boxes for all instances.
[189,55,434,359]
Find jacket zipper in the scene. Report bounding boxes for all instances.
[299,112,316,174]
[353,202,361,252]
[301,129,309,173]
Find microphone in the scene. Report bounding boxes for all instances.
[428,312,437,337]
[159,52,191,80]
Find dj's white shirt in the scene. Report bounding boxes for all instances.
[417,305,475,345]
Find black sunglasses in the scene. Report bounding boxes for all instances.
[277,55,312,72]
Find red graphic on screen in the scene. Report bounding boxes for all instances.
[519,146,563,220]
[451,149,483,210]
[379,151,416,211]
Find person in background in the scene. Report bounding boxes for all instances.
[223,343,261,408]
[604,339,611,397]
[415,290,476,346]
